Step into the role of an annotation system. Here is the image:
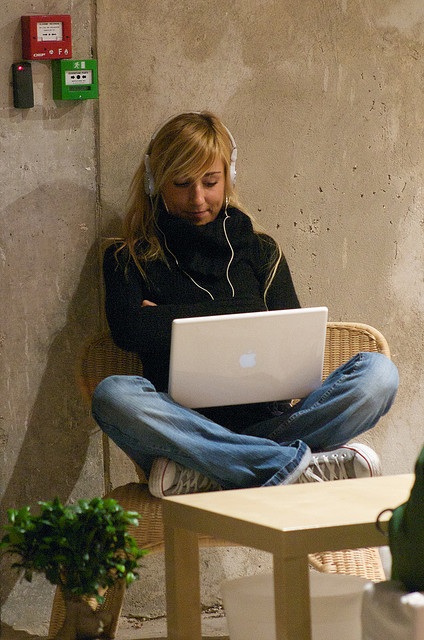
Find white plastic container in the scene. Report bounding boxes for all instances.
[221,570,367,640]
[362,580,424,640]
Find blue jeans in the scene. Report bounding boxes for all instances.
[92,352,398,489]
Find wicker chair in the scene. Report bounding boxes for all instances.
[49,322,390,638]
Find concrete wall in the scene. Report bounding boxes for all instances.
[98,0,424,475]
[0,0,102,634]
[2,0,424,633]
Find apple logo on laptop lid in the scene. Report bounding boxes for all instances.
[239,351,256,369]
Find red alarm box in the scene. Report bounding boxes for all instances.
[21,15,72,60]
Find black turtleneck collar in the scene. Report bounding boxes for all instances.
[155,202,260,279]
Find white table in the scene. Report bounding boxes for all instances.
[162,474,413,640]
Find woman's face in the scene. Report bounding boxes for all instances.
[161,158,225,226]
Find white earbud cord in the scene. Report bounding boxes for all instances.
[154,198,235,301]
[159,231,216,300]
[223,201,235,298]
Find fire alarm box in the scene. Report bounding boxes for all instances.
[21,15,72,60]
[52,59,99,101]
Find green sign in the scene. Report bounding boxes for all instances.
[52,59,98,100]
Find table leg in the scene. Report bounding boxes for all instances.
[273,554,311,640]
[164,524,202,640]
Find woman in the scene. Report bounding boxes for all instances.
[92,111,399,497]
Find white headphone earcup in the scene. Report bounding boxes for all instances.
[229,145,237,186]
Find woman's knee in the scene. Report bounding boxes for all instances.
[358,352,399,406]
[93,374,128,405]
[92,374,153,416]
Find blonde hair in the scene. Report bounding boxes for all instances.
[120,111,282,302]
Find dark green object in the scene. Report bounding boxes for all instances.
[389,445,424,591]
[0,496,146,603]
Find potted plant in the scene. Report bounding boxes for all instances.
[0,496,146,639]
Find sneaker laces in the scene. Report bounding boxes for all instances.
[170,465,220,495]
[298,450,354,483]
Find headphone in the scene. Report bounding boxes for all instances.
[144,112,238,196]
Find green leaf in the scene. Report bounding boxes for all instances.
[0,496,145,598]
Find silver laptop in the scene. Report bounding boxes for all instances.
[168,306,328,408]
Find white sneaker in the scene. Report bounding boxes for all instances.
[148,458,222,498]
[297,443,382,483]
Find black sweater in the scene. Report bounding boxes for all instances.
[103,207,300,429]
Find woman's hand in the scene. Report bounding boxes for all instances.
[142,299,157,307]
